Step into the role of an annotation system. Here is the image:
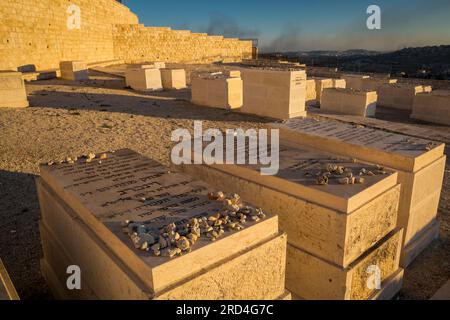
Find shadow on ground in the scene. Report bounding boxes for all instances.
[375,106,450,130]
[27,88,272,124]
[25,74,127,91]
[401,159,450,300]
[0,170,51,299]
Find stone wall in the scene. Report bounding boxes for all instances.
[0,0,138,70]
[0,0,253,71]
[112,24,253,64]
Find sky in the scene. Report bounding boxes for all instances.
[121,0,450,52]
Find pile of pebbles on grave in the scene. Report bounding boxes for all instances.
[45,152,110,166]
[122,192,267,258]
[402,137,438,151]
[315,163,388,186]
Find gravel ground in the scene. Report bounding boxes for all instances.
[0,67,448,299]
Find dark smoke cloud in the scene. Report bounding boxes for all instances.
[201,13,260,39]
[261,23,303,52]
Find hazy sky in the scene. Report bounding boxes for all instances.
[122,0,450,52]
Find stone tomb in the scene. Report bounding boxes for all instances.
[126,62,166,70]
[306,79,317,105]
[333,79,346,88]
[125,68,163,92]
[342,74,397,91]
[342,74,370,90]
[378,84,432,111]
[180,142,404,300]
[321,88,378,117]
[37,149,287,300]
[360,78,398,91]
[125,64,155,87]
[240,68,307,119]
[126,64,155,69]
[160,69,187,90]
[152,62,166,69]
[191,73,243,110]
[306,77,347,106]
[0,71,29,108]
[224,70,242,78]
[60,61,89,81]
[0,259,19,300]
[411,90,450,126]
[271,118,446,267]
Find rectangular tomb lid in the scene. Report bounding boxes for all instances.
[343,74,370,79]
[196,72,240,80]
[39,149,278,292]
[190,141,398,213]
[271,117,445,172]
[328,88,377,95]
[241,67,306,78]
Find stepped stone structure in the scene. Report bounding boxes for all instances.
[113,25,252,64]
[0,0,252,71]
[181,141,404,300]
[37,149,288,300]
[378,84,432,111]
[271,118,446,267]
[411,90,450,125]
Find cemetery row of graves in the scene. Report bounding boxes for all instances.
[0,58,448,300]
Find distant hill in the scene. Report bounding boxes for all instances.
[300,49,381,57]
[261,45,450,80]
